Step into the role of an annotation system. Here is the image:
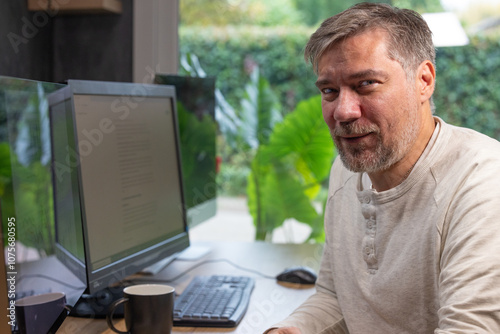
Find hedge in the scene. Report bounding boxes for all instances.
[434,38,500,139]
[180,26,317,114]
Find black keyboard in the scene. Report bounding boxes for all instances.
[173,275,254,327]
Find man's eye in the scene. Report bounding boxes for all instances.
[360,80,376,87]
[321,88,336,94]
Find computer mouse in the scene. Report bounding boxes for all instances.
[276,266,317,285]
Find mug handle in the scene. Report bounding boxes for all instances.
[106,297,129,334]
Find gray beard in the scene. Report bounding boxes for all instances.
[332,99,420,173]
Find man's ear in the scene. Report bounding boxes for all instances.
[417,60,436,103]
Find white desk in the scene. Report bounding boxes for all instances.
[57,241,323,333]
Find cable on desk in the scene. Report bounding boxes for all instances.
[128,258,275,285]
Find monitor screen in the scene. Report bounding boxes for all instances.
[154,75,217,228]
[48,80,190,306]
[0,75,82,333]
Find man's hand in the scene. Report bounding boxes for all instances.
[267,327,302,334]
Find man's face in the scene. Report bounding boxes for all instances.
[315,29,422,173]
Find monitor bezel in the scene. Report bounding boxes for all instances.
[49,80,190,295]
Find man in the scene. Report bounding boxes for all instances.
[266,3,500,334]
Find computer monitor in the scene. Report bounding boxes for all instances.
[154,75,217,228]
[48,80,190,316]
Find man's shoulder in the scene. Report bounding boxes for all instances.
[433,119,500,188]
[439,119,500,160]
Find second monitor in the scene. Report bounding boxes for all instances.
[154,75,217,228]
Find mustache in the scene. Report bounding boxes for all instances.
[332,122,380,137]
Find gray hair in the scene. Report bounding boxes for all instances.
[304,3,436,80]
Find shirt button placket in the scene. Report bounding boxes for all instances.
[359,190,378,272]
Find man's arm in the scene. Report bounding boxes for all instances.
[263,160,348,334]
[435,152,500,332]
[265,286,347,333]
[263,218,348,333]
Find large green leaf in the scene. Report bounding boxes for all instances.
[260,95,335,181]
[247,95,335,241]
[247,158,319,240]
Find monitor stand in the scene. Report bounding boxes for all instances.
[70,245,211,318]
[70,284,127,318]
[177,245,212,261]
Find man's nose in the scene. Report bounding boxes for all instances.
[334,90,362,123]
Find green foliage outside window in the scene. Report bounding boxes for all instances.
[247,95,335,242]
[181,24,500,241]
[180,25,317,115]
[434,38,500,140]
[0,78,65,255]
[180,54,335,241]
[180,0,444,27]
